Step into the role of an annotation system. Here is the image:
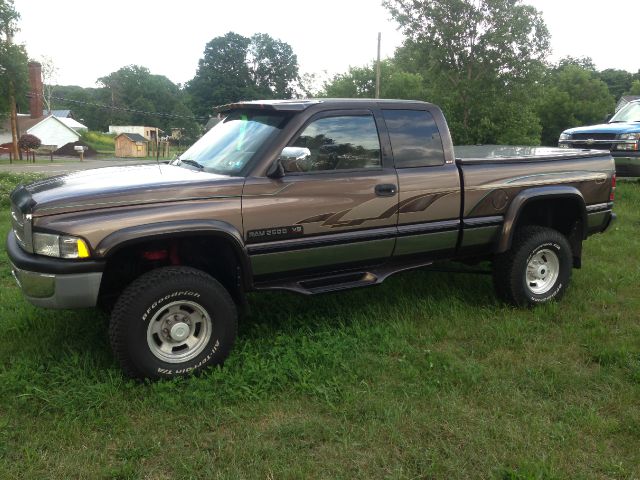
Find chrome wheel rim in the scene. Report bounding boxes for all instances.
[525,248,560,295]
[146,300,212,363]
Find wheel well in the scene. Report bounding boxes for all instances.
[98,235,246,310]
[511,197,584,267]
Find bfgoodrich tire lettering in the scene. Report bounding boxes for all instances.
[109,266,237,380]
[493,226,572,307]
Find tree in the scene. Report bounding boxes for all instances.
[18,133,40,150]
[598,69,634,101]
[0,0,28,118]
[248,33,299,99]
[52,84,113,131]
[538,62,615,146]
[186,32,300,118]
[97,65,199,133]
[186,32,252,118]
[39,55,58,112]
[384,0,550,144]
[322,60,426,100]
[557,56,596,71]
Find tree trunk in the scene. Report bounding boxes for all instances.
[9,82,19,162]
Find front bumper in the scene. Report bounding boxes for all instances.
[557,143,640,177]
[7,231,104,309]
[11,265,102,308]
[611,152,640,177]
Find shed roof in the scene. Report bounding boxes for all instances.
[116,133,147,142]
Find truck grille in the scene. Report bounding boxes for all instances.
[571,143,612,150]
[10,203,27,250]
[569,133,617,150]
[571,133,617,140]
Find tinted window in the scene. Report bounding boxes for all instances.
[383,110,445,168]
[287,115,381,173]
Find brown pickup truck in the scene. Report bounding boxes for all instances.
[7,99,616,379]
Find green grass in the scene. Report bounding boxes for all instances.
[0,174,639,479]
[81,131,116,154]
[80,131,182,160]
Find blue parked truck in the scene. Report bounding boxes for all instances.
[558,99,640,177]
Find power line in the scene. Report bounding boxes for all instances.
[26,92,209,121]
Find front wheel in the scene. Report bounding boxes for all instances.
[493,226,573,307]
[109,266,237,380]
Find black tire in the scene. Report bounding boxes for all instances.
[109,266,237,380]
[493,226,572,307]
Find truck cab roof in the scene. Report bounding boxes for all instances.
[217,98,436,112]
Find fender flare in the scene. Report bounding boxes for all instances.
[496,186,588,254]
[95,220,252,288]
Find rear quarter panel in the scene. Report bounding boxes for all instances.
[461,155,614,219]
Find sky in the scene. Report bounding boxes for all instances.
[11,0,640,89]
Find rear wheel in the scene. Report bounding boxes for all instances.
[109,266,237,380]
[493,226,572,307]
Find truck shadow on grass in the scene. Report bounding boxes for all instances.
[242,266,498,335]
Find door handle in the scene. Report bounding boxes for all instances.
[375,183,397,197]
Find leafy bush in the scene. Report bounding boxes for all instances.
[18,134,41,150]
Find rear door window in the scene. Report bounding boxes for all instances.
[382,110,445,168]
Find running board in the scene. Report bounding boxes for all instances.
[253,259,434,295]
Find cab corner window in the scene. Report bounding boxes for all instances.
[286,115,381,173]
[383,109,445,168]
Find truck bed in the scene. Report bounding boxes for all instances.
[454,145,612,165]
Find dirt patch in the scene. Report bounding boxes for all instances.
[54,141,97,158]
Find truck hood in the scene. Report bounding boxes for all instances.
[25,164,245,217]
[564,122,640,135]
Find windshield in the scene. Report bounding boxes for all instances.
[610,102,640,123]
[173,110,290,175]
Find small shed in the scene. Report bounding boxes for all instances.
[115,133,148,158]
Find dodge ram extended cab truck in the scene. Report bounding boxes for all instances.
[7,99,616,380]
[558,98,640,177]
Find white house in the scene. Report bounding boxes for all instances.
[0,62,89,151]
[27,116,83,148]
[0,115,88,150]
[109,125,162,141]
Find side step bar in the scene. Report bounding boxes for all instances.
[253,259,434,295]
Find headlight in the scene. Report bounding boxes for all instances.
[33,233,91,259]
[618,133,640,140]
[559,133,572,141]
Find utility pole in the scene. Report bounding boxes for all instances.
[6,32,19,162]
[375,32,381,99]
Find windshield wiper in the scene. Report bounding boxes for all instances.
[178,159,205,169]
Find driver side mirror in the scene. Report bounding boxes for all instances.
[266,157,285,179]
[267,147,312,178]
[604,113,612,123]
